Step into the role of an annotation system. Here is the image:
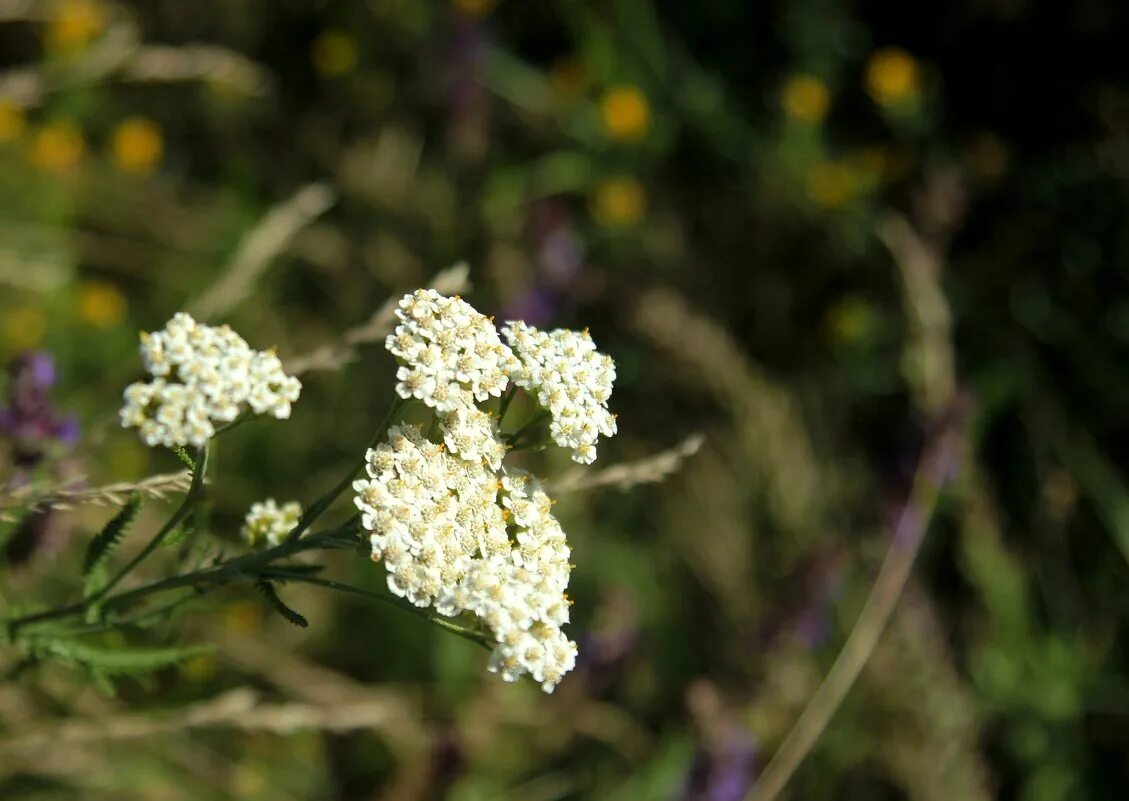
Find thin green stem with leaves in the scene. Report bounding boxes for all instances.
[88,445,210,607]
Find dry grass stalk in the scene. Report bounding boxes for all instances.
[549,434,704,494]
[0,12,270,108]
[0,471,192,520]
[864,583,994,801]
[284,262,471,375]
[633,287,826,537]
[190,183,336,321]
[0,687,427,754]
[122,45,271,95]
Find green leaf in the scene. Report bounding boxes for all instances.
[159,520,194,550]
[82,495,142,581]
[37,638,214,675]
[172,446,196,471]
[256,580,309,628]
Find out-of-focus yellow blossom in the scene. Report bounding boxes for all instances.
[600,86,650,142]
[781,73,831,123]
[77,281,127,328]
[233,767,268,797]
[181,653,216,682]
[224,601,263,633]
[30,121,85,173]
[852,147,890,179]
[310,29,358,76]
[46,0,106,54]
[111,117,163,175]
[5,306,48,350]
[550,56,591,98]
[825,295,877,345]
[591,177,647,228]
[806,160,858,208]
[0,101,26,142]
[865,47,920,106]
[454,0,497,15]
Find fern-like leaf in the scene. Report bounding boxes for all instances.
[172,446,196,471]
[82,495,142,580]
[256,580,309,627]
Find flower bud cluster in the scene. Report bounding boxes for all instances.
[386,290,518,412]
[120,312,301,448]
[242,499,302,547]
[502,322,617,464]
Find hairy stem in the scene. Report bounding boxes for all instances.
[285,398,404,543]
[88,445,210,606]
[5,523,353,636]
[258,570,490,648]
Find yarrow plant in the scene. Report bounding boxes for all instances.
[1,285,622,695]
[242,499,303,548]
[120,312,301,448]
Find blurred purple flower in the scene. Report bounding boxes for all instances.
[531,202,584,288]
[683,725,757,801]
[501,286,556,327]
[0,351,80,468]
[501,200,587,324]
[575,586,640,694]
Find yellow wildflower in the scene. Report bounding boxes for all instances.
[77,281,127,328]
[5,306,47,350]
[112,117,164,175]
[806,160,857,208]
[224,601,263,633]
[310,30,358,76]
[181,653,216,682]
[781,73,831,123]
[0,100,26,142]
[825,295,877,345]
[591,177,647,228]
[864,48,920,106]
[46,0,106,54]
[600,86,650,142]
[30,120,85,174]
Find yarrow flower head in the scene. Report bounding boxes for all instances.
[358,288,621,691]
[355,421,577,691]
[120,312,301,448]
[385,289,518,412]
[502,322,617,464]
[242,499,302,547]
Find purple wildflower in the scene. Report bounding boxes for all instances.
[683,724,757,801]
[0,351,80,469]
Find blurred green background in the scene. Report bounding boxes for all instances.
[1,0,1128,799]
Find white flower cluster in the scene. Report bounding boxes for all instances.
[502,322,617,464]
[360,289,621,692]
[242,499,302,547]
[355,424,577,691]
[355,424,511,611]
[386,289,518,412]
[120,313,301,448]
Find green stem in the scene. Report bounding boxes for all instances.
[284,398,404,543]
[258,570,489,648]
[497,386,517,425]
[505,409,550,446]
[6,523,353,636]
[89,445,210,606]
